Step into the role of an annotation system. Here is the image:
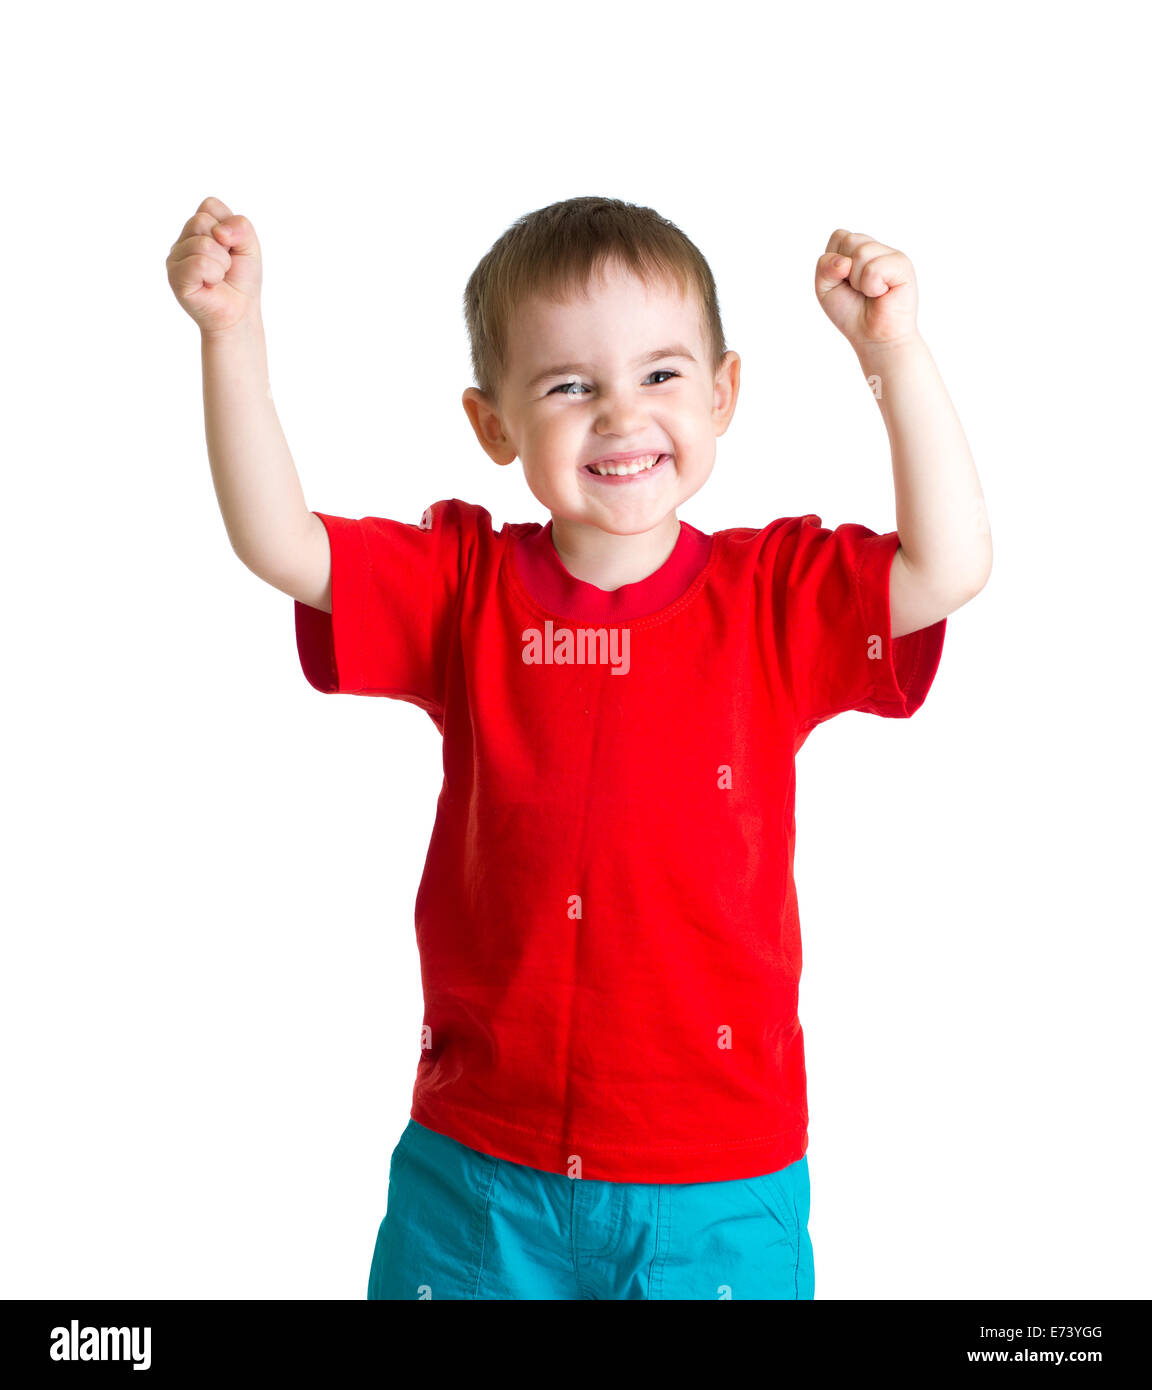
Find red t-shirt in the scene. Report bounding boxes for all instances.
[294,499,946,1182]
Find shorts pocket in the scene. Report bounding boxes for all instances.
[655,1170,800,1300]
[743,1165,801,1257]
[372,1121,499,1299]
[389,1119,420,1175]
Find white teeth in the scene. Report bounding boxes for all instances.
[590,453,663,476]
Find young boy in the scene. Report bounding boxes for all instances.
[166,194,991,1301]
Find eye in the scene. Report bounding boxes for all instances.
[546,370,680,397]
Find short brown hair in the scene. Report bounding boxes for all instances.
[463,195,728,407]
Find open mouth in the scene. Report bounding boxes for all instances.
[583,453,670,481]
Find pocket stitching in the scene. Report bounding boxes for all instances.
[748,1171,800,1261]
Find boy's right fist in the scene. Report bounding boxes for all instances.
[166,196,262,336]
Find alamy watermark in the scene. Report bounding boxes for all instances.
[522,621,630,675]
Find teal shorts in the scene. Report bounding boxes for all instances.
[367,1118,814,1300]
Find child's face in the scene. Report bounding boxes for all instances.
[462,260,739,536]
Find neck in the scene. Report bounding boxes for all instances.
[548,514,682,592]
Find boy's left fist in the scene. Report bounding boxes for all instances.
[815,230,919,351]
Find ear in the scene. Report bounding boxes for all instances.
[461,387,518,466]
[712,351,740,437]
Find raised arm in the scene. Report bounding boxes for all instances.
[166,195,333,612]
[815,230,993,639]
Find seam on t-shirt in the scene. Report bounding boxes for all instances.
[356,499,469,714]
[435,498,474,722]
[790,521,882,731]
[851,528,926,715]
[356,518,372,694]
[852,528,885,709]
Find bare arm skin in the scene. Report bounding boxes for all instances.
[815,230,993,641]
[200,310,332,611]
[857,332,992,639]
[167,196,332,612]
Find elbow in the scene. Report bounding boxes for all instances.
[967,546,994,599]
[958,534,994,601]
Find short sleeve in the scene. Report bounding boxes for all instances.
[293,498,470,715]
[771,514,946,733]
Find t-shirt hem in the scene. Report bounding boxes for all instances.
[410,1096,808,1184]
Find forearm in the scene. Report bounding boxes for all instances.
[201,311,314,579]
[856,334,992,598]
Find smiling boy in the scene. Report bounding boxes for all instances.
[464,257,735,590]
[167,193,991,1300]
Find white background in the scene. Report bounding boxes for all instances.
[3,0,1147,1300]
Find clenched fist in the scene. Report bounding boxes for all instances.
[165,196,262,336]
[814,230,920,351]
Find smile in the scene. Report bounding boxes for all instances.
[583,453,670,482]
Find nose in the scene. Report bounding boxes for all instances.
[593,387,649,437]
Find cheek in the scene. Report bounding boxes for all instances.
[670,394,707,425]
[536,413,577,448]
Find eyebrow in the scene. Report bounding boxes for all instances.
[524,343,698,392]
